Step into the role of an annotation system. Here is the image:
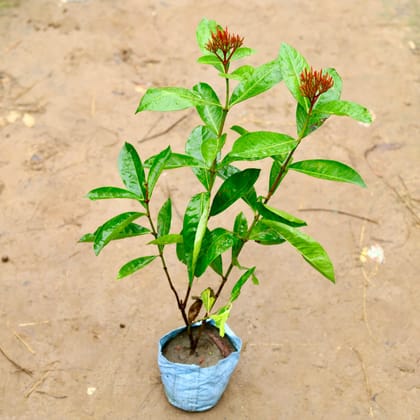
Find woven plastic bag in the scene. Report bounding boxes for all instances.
[158,322,242,412]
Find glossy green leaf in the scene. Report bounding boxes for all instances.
[249,220,286,245]
[176,238,186,264]
[196,18,219,53]
[251,272,260,285]
[210,304,232,337]
[197,54,223,72]
[231,267,255,302]
[289,159,366,187]
[257,203,307,227]
[195,228,235,277]
[261,219,335,282]
[231,47,256,61]
[117,255,157,279]
[315,68,342,106]
[210,255,223,275]
[313,100,372,124]
[278,43,309,108]
[230,125,249,135]
[216,164,258,210]
[192,83,224,135]
[185,126,214,189]
[201,287,216,313]
[296,103,329,138]
[147,146,171,196]
[149,234,182,245]
[232,212,248,262]
[87,187,142,201]
[157,198,172,242]
[144,153,207,170]
[219,65,255,81]
[93,212,145,255]
[210,168,260,216]
[182,192,211,283]
[229,59,283,106]
[136,87,220,112]
[79,222,149,243]
[269,159,284,195]
[201,133,226,167]
[197,54,221,65]
[296,69,342,138]
[118,143,146,200]
[224,131,297,163]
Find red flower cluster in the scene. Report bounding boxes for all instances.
[205,26,244,66]
[299,67,334,107]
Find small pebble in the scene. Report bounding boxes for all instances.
[1,255,9,263]
[119,323,126,329]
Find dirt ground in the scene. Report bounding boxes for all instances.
[1,0,419,419]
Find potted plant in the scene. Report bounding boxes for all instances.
[80,18,372,412]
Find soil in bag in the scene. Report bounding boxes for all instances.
[162,324,236,367]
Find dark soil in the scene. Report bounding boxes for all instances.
[162,324,236,368]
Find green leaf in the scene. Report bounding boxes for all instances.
[257,203,307,227]
[87,187,142,201]
[314,68,342,106]
[251,272,260,285]
[296,69,343,138]
[219,65,255,81]
[278,43,309,108]
[210,304,232,337]
[136,87,220,112]
[79,232,96,243]
[196,18,219,53]
[261,219,335,282]
[210,168,260,216]
[147,146,171,196]
[117,255,157,279]
[313,100,372,124]
[197,54,221,65]
[216,164,258,210]
[176,238,186,264]
[157,198,172,243]
[289,159,366,187]
[144,153,207,170]
[201,134,226,167]
[210,255,223,275]
[269,159,283,195]
[182,192,211,283]
[149,234,182,246]
[230,125,249,135]
[201,287,216,313]
[193,83,223,135]
[195,228,235,277]
[229,59,283,106]
[118,143,146,200]
[249,220,286,245]
[185,126,214,189]
[232,212,248,262]
[94,212,145,255]
[231,47,256,61]
[224,131,297,163]
[79,223,150,243]
[231,267,255,302]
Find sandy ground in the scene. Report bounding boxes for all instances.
[1,0,420,419]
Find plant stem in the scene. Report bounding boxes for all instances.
[213,108,313,305]
[186,63,232,351]
[145,201,189,328]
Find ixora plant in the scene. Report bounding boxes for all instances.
[80,19,371,411]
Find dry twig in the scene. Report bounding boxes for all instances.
[0,345,33,376]
[25,371,49,398]
[299,207,379,224]
[139,113,190,143]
